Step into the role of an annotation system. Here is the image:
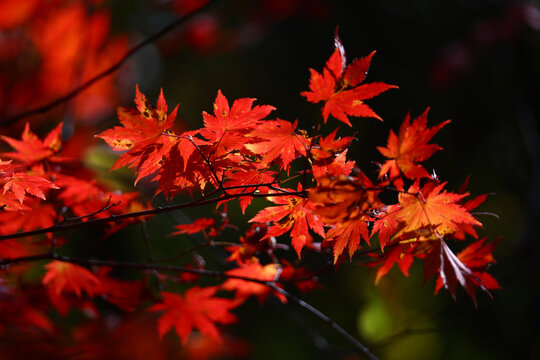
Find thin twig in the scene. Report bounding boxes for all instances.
[185,135,227,194]
[269,284,379,360]
[0,0,218,126]
[0,187,306,242]
[61,198,121,223]
[0,252,309,285]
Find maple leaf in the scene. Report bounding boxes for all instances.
[454,177,489,240]
[0,160,29,209]
[54,174,139,222]
[0,285,56,336]
[313,149,356,179]
[0,199,56,236]
[245,119,311,172]
[365,243,417,284]
[199,90,275,156]
[97,85,189,184]
[219,169,277,214]
[42,261,100,298]
[1,122,63,164]
[311,130,356,179]
[370,204,401,250]
[2,172,58,204]
[99,85,177,150]
[221,261,286,304]
[148,287,237,344]
[93,267,144,311]
[250,186,324,257]
[301,34,396,126]
[279,260,321,293]
[394,181,482,240]
[311,128,354,161]
[309,174,381,261]
[377,109,450,188]
[225,223,272,265]
[0,0,40,29]
[424,237,496,304]
[434,238,500,301]
[171,218,215,235]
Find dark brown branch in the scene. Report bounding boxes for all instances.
[0,253,266,284]
[185,135,227,193]
[0,252,313,285]
[61,198,121,223]
[0,0,218,126]
[0,187,306,242]
[269,284,380,360]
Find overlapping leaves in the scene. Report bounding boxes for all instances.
[0,31,500,350]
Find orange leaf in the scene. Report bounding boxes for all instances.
[377,110,450,186]
[395,181,481,239]
[309,174,381,261]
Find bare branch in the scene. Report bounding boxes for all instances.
[0,187,306,242]
[269,284,380,360]
[61,197,121,223]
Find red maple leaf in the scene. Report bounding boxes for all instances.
[424,237,494,304]
[0,198,57,236]
[245,119,311,172]
[1,122,63,164]
[377,110,450,188]
[171,218,216,235]
[250,186,324,257]
[309,174,381,261]
[371,204,401,250]
[301,34,396,126]
[2,172,58,204]
[225,223,272,265]
[219,169,277,214]
[311,128,354,161]
[93,267,145,311]
[221,261,286,305]
[434,238,500,302]
[42,261,100,298]
[366,243,417,284]
[148,287,237,344]
[199,90,275,157]
[97,85,188,184]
